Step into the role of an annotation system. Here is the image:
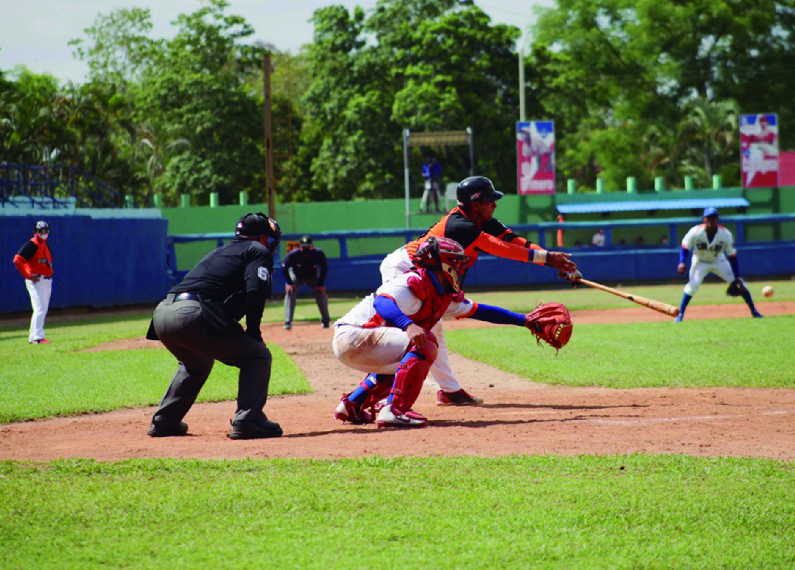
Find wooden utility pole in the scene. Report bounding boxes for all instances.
[263,52,275,217]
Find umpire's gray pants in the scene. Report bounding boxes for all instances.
[151,295,272,426]
[283,277,330,326]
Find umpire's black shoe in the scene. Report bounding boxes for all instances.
[147,420,189,437]
[228,417,283,440]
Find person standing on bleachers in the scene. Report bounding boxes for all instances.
[12,220,54,344]
[420,155,443,214]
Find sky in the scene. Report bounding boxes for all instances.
[0,0,551,84]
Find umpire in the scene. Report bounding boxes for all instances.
[146,212,283,439]
[282,235,330,330]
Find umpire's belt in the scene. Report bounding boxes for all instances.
[172,292,200,302]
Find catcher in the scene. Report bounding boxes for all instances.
[379,175,578,406]
[332,236,572,428]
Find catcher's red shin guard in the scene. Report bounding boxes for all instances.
[390,337,438,413]
[360,374,394,419]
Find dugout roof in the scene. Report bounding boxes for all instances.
[556,197,749,214]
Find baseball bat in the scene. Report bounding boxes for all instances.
[575,278,680,317]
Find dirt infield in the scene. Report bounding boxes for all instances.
[2,302,794,462]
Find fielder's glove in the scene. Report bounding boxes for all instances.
[726,279,746,297]
[524,303,573,350]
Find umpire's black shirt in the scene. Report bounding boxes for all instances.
[171,237,273,338]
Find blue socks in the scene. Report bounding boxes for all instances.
[678,293,692,317]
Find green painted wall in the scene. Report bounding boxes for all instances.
[161,194,556,269]
[160,187,795,270]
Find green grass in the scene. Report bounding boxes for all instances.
[466,277,795,313]
[0,315,310,422]
[290,278,793,320]
[448,316,795,388]
[1,279,791,420]
[0,456,792,569]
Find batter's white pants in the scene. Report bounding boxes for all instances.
[25,277,52,342]
[379,247,462,392]
[684,257,735,296]
[332,324,409,374]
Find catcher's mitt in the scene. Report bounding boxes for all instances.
[525,303,573,350]
[726,279,746,297]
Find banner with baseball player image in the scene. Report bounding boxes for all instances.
[516,120,556,194]
[740,113,779,188]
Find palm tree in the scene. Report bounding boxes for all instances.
[677,97,739,180]
[137,125,190,203]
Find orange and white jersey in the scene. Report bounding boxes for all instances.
[681,224,735,263]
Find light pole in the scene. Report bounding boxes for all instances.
[518,31,528,122]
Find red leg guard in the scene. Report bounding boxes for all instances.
[390,336,438,413]
[361,374,394,418]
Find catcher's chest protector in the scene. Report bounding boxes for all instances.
[405,270,453,329]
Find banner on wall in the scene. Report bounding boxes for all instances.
[740,113,779,188]
[516,120,555,194]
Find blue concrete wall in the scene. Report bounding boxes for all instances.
[1,216,171,312]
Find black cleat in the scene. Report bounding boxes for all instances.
[147,421,189,437]
[228,418,283,439]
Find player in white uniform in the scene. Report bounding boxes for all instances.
[675,207,762,322]
[333,237,572,428]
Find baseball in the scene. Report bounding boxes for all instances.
[762,285,774,298]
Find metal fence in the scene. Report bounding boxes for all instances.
[0,163,123,208]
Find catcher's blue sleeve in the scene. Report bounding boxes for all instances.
[729,255,739,277]
[469,304,525,326]
[374,295,414,330]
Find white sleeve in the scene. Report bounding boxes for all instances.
[375,274,422,316]
[444,297,477,319]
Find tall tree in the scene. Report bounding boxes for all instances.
[72,0,267,205]
[294,0,521,201]
[529,0,795,189]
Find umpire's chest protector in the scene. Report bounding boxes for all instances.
[405,271,453,330]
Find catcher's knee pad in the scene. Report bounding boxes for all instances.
[408,336,439,364]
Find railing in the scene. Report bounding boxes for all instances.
[169,213,795,259]
[166,214,795,289]
[0,163,124,208]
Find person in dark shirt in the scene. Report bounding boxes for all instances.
[282,235,330,330]
[420,155,443,214]
[145,212,283,439]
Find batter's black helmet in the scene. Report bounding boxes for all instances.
[299,235,313,246]
[235,212,281,250]
[456,176,504,205]
[34,220,50,233]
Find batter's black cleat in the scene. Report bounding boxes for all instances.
[228,417,283,439]
[147,420,189,437]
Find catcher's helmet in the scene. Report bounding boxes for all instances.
[411,236,469,292]
[235,212,281,251]
[299,235,313,246]
[34,220,50,234]
[456,176,504,205]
